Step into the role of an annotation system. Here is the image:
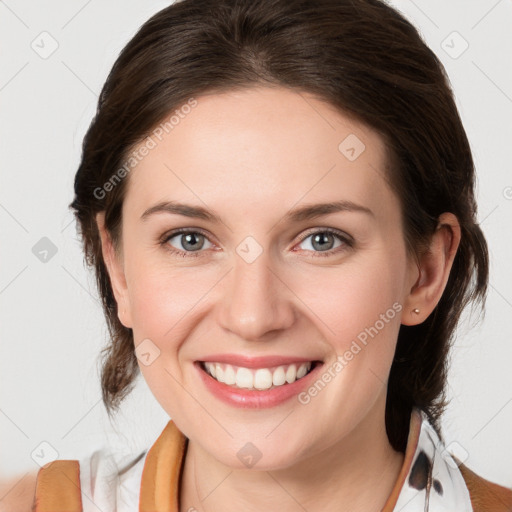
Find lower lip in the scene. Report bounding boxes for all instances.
[195,361,323,408]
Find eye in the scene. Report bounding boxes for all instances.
[162,229,214,256]
[160,227,352,258]
[295,228,352,257]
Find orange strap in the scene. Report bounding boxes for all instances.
[31,422,188,512]
[139,420,188,512]
[382,409,422,511]
[33,460,83,512]
[459,463,512,512]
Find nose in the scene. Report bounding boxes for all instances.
[217,248,296,341]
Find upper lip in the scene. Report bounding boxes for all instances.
[197,354,322,369]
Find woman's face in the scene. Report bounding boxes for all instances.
[108,86,419,469]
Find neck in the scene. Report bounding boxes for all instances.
[179,400,405,512]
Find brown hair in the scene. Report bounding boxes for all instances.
[70,0,488,452]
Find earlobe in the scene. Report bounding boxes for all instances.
[402,213,461,326]
[96,212,133,328]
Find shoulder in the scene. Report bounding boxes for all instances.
[0,469,38,512]
[458,462,512,512]
[0,450,147,512]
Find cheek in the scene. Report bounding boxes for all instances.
[125,263,208,415]
[128,268,201,340]
[275,253,407,455]
[293,252,406,364]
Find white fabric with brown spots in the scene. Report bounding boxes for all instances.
[393,409,473,511]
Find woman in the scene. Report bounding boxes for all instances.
[8,0,512,510]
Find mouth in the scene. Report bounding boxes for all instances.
[198,360,320,391]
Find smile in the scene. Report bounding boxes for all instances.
[200,361,316,390]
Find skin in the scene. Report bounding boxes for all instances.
[97,86,460,512]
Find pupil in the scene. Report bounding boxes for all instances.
[313,233,333,251]
[183,233,203,251]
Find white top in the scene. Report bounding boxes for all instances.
[79,448,147,512]
[77,410,474,511]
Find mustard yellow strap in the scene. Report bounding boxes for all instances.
[33,460,83,512]
[139,421,188,512]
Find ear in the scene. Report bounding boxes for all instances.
[96,212,133,328]
[402,212,461,326]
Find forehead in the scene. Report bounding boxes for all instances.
[123,86,396,224]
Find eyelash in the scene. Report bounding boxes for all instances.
[159,227,354,259]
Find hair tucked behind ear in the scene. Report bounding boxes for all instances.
[71,0,488,451]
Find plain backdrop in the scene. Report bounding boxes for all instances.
[1,0,511,488]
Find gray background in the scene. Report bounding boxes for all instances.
[1,0,511,488]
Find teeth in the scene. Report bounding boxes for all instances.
[272,366,286,386]
[215,363,224,382]
[296,363,308,379]
[223,364,236,385]
[285,364,297,383]
[254,369,273,390]
[203,361,313,390]
[236,367,253,389]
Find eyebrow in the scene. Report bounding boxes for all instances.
[140,199,374,224]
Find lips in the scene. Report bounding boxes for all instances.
[195,355,324,408]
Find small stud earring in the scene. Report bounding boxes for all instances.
[412,308,420,314]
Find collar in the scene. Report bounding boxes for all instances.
[139,408,473,511]
[382,408,473,511]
